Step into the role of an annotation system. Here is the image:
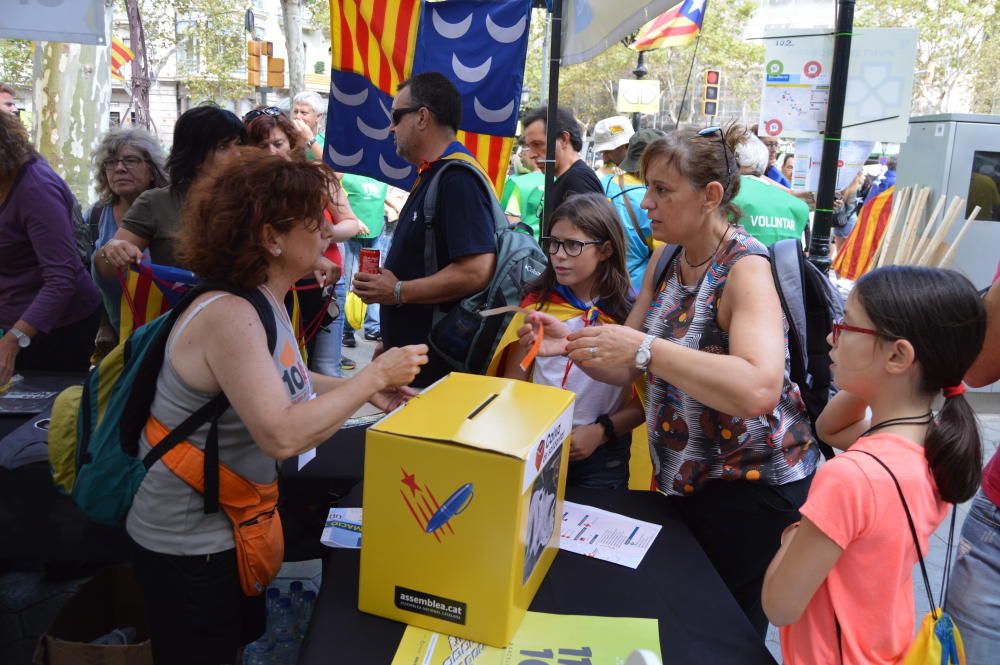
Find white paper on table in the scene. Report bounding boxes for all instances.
[297,447,317,470]
[321,507,362,548]
[559,501,662,569]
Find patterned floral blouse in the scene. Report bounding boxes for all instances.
[642,230,818,496]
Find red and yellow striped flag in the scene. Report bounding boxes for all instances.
[630,0,706,51]
[111,37,135,81]
[832,186,895,281]
[325,1,528,197]
[330,0,420,96]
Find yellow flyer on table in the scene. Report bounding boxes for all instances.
[390,611,660,665]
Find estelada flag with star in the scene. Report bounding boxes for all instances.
[630,0,707,51]
[324,0,532,196]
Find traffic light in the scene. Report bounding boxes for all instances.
[702,69,720,116]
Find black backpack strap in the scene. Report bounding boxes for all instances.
[851,450,938,616]
[89,203,107,246]
[652,244,681,293]
[128,284,278,515]
[423,159,503,280]
[770,239,808,383]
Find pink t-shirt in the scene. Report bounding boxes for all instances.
[780,433,949,665]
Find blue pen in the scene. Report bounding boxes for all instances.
[425,483,474,533]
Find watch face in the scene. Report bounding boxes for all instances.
[636,348,650,367]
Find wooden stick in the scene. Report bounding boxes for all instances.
[938,206,981,268]
[893,187,927,266]
[916,197,964,267]
[906,194,946,265]
[874,186,909,269]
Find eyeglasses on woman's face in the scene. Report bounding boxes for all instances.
[243,107,283,124]
[831,317,890,345]
[540,236,603,257]
[103,156,147,171]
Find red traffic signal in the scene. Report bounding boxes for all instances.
[705,70,720,85]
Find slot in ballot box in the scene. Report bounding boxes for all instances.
[359,373,574,647]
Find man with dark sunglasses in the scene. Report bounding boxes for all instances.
[352,72,496,388]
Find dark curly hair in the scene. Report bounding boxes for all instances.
[177,149,333,291]
[0,110,39,185]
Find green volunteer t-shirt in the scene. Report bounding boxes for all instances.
[503,171,544,240]
[732,175,810,247]
[341,173,388,239]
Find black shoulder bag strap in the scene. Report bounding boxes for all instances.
[651,244,682,293]
[833,450,956,662]
[139,286,278,514]
[422,159,503,294]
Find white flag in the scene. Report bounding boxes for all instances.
[560,0,677,65]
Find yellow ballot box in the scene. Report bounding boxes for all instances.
[359,373,575,647]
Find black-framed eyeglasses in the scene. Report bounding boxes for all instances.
[243,106,283,124]
[390,106,424,126]
[540,236,603,257]
[103,156,147,171]
[697,126,731,192]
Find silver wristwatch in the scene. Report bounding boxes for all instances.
[634,334,655,371]
[9,327,31,349]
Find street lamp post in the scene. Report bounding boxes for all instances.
[631,51,647,131]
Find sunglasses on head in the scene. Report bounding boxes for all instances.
[243,107,283,124]
[696,126,732,192]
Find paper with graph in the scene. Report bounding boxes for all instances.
[559,501,661,569]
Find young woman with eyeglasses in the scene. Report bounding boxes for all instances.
[519,124,818,636]
[501,193,644,490]
[763,266,985,664]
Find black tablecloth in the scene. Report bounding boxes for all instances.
[300,485,777,665]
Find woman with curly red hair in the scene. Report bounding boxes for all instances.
[125,150,427,664]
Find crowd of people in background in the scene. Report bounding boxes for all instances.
[1,71,997,665]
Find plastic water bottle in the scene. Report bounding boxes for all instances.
[296,590,316,638]
[265,586,281,619]
[289,581,304,613]
[243,636,273,665]
[267,596,294,640]
[272,627,300,665]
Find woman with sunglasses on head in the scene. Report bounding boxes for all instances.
[88,127,168,356]
[243,106,367,374]
[763,266,985,664]
[519,124,818,636]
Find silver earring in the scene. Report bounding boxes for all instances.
[272,247,282,256]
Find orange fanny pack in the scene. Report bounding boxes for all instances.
[145,416,283,596]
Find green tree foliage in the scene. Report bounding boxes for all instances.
[0,39,34,88]
[135,0,251,104]
[855,0,999,115]
[521,1,764,131]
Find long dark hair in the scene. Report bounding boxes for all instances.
[854,266,987,503]
[166,105,246,191]
[529,193,632,324]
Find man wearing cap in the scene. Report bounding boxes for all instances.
[602,128,666,292]
[593,115,634,171]
[522,105,603,218]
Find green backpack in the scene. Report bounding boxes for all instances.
[48,283,276,526]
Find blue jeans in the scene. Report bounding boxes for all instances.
[344,231,390,336]
[946,490,1000,665]
[568,432,631,490]
[310,278,347,377]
